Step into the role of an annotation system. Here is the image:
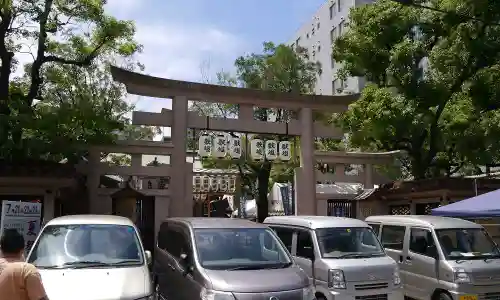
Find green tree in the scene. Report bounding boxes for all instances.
[0,0,140,160]
[28,60,159,163]
[194,42,321,222]
[333,0,500,179]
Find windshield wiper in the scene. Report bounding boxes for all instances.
[107,259,141,265]
[265,262,293,269]
[337,253,373,258]
[60,261,111,268]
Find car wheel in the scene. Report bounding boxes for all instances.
[438,292,453,300]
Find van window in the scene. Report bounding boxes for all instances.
[157,222,168,250]
[316,227,384,258]
[296,230,314,259]
[370,224,381,237]
[409,228,436,257]
[164,229,190,259]
[381,225,405,250]
[436,228,500,260]
[193,228,291,270]
[28,224,143,268]
[270,226,293,252]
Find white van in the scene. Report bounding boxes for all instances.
[366,215,500,300]
[26,215,153,300]
[264,216,403,300]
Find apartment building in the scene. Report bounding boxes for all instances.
[290,0,372,95]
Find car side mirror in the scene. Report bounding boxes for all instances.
[145,250,152,265]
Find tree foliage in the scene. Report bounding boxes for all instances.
[0,0,142,161]
[333,0,500,179]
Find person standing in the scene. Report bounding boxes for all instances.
[0,228,48,300]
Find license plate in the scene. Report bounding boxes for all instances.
[459,295,478,300]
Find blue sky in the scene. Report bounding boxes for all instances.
[105,0,326,114]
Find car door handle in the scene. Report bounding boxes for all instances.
[167,264,175,270]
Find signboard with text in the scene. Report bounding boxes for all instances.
[0,200,42,254]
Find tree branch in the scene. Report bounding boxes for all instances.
[424,23,489,167]
[26,0,54,105]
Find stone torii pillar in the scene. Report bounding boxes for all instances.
[295,107,316,215]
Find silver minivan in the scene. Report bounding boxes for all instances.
[26,215,153,300]
[154,217,315,300]
[264,216,403,300]
[366,215,500,300]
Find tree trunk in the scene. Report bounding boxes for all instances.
[256,162,272,223]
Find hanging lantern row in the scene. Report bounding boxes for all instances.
[192,175,237,193]
[193,194,207,201]
[197,134,291,161]
[250,139,291,161]
[198,134,242,159]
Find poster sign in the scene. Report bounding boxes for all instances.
[0,201,42,254]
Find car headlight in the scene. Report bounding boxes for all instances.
[302,285,315,300]
[453,268,471,284]
[393,268,401,285]
[200,288,236,300]
[328,269,346,289]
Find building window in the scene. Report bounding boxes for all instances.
[332,79,339,94]
[331,56,335,68]
[329,4,336,19]
[338,0,342,12]
[317,44,321,52]
[317,23,320,29]
[306,33,310,39]
[338,20,344,36]
[296,37,301,47]
[330,27,337,43]
[312,27,315,35]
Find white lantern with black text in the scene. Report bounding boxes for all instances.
[228,176,236,192]
[201,175,210,192]
[212,134,227,158]
[198,134,212,158]
[219,176,229,192]
[265,140,278,160]
[278,141,291,161]
[250,139,264,161]
[210,176,219,191]
[228,137,242,159]
[193,175,202,192]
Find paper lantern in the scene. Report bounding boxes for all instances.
[193,175,202,192]
[210,176,219,191]
[228,176,236,193]
[250,139,264,161]
[219,176,228,192]
[201,175,210,192]
[228,137,242,159]
[265,140,278,160]
[212,134,227,158]
[278,141,291,161]
[198,134,212,157]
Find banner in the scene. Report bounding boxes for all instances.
[0,200,42,254]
